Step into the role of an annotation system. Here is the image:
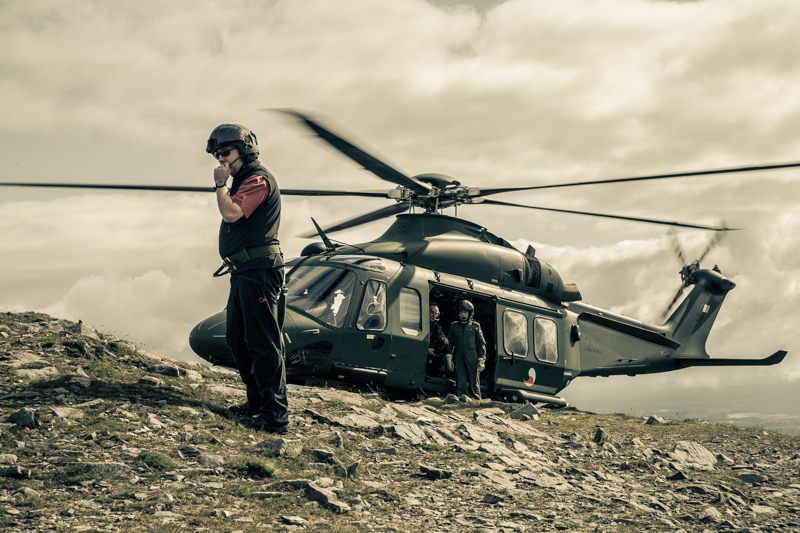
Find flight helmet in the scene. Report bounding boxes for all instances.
[206,124,259,164]
[458,300,474,320]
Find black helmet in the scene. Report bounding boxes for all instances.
[458,300,474,319]
[206,124,259,163]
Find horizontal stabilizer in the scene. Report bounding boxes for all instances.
[676,350,787,368]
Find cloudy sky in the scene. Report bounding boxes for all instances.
[2,0,799,431]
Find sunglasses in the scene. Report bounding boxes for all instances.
[213,147,235,159]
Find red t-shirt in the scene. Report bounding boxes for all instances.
[230,175,270,219]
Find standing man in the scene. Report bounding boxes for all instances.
[446,300,486,400]
[207,123,288,434]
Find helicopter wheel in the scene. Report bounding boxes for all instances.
[498,392,509,403]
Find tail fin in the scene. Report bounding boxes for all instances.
[663,269,735,358]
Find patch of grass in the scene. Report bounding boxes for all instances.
[230,457,275,477]
[138,451,176,470]
[83,360,127,381]
[421,443,442,452]
[107,341,135,357]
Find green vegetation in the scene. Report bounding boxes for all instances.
[137,451,176,470]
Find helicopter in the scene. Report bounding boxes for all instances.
[1,110,791,405]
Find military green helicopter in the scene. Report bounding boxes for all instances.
[1,110,791,405]
[186,110,789,405]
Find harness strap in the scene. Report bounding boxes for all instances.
[212,244,282,276]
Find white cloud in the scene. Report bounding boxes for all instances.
[2,0,800,428]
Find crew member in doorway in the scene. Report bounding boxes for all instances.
[428,303,449,375]
[445,300,486,400]
[207,123,288,434]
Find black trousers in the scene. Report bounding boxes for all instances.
[226,267,288,427]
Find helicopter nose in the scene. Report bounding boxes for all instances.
[189,310,232,366]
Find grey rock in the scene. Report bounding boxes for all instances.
[391,423,428,444]
[15,487,40,500]
[212,509,233,518]
[197,454,226,466]
[81,462,132,477]
[444,394,459,404]
[419,463,454,480]
[314,449,336,462]
[16,366,59,380]
[667,470,688,481]
[305,483,351,513]
[148,364,183,378]
[750,504,777,514]
[700,506,723,522]
[0,466,30,478]
[474,407,505,418]
[138,376,164,387]
[376,447,397,455]
[71,320,101,340]
[253,492,282,499]
[484,493,504,504]
[593,427,610,443]
[671,441,717,469]
[509,403,541,420]
[9,407,36,428]
[737,472,768,484]
[645,415,666,425]
[282,516,307,525]
[256,438,303,457]
[346,461,360,478]
[0,454,19,464]
[69,376,92,388]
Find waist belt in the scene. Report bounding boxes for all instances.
[213,244,282,276]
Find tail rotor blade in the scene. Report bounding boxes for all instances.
[698,224,726,263]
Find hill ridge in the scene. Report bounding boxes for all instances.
[1,311,799,532]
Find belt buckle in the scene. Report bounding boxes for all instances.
[223,257,237,272]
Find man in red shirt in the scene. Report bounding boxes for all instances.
[207,124,288,434]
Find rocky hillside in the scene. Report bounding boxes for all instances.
[1,311,799,533]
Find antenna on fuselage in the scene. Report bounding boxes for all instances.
[311,218,337,253]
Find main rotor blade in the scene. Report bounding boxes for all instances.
[270,109,432,196]
[282,188,390,198]
[477,160,800,196]
[299,202,410,238]
[0,181,392,199]
[0,182,214,193]
[479,198,734,231]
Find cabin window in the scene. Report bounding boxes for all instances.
[399,287,421,335]
[503,310,528,357]
[534,317,558,363]
[285,266,357,328]
[357,279,387,331]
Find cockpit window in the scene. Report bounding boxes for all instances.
[322,255,387,272]
[357,279,387,331]
[286,266,357,328]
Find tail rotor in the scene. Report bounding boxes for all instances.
[661,224,728,321]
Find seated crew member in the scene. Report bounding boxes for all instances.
[427,303,449,375]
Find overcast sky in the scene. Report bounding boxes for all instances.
[1,0,799,430]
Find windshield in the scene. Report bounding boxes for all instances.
[286,266,357,328]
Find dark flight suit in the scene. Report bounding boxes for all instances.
[220,160,288,430]
[447,319,486,399]
[428,319,446,375]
